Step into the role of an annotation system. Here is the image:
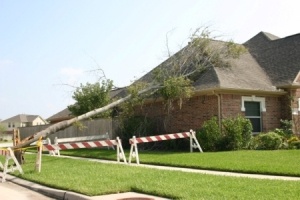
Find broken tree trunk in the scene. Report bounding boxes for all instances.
[12,86,159,163]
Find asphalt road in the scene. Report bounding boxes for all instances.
[0,181,55,200]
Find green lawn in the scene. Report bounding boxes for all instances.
[59,149,300,176]
[9,154,300,199]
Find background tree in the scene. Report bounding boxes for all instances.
[68,79,113,118]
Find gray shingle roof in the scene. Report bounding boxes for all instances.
[2,114,40,123]
[47,108,72,121]
[244,32,300,87]
[138,31,300,93]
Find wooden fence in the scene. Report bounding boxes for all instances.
[19,118,120,143]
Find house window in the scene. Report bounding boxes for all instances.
[241,96,266,133]
[8,123,11,128]
[244,102,261,132]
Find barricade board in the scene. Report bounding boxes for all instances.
[43,137,126,163]
[53,134,112,156]
[129,130,203,164]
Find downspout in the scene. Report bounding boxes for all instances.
[213,91,222,130]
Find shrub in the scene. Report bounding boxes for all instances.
[119,116,155,149]
[290,141,300,149]
[196,117,221,151]
[221,116,253,151]
[221,118,243,150]
[197,116,252,151]
[239,116,252,149]
[274,119,293,139]
[287,136,300,149]
[255,132,283,150]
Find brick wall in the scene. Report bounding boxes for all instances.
[220,94,241,118]
[135,93,288,133]
[264,96,282,131]
[135,95,218,133]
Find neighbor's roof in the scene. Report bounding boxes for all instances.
[47,108,72,122]
[1,114,44,123]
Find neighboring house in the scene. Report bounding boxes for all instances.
[47,87,127,124]
[47,108,73,124]
[0,114,48,131]
[133,32,300,134]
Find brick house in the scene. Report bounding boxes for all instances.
[133,32,300,134]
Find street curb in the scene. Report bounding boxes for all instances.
[5,174,91,200]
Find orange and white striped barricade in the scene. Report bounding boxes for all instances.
[43,137,127,163]
[0,148,23,182]
[128,129,203,164]
[53,134,113,156]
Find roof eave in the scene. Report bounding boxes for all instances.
[194,87,286,96]
[277,83,300,89]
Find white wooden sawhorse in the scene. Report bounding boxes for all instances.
[52,134,113,156]
[43,137,126,163]
[129,129,203,164]
[0,148,23,182]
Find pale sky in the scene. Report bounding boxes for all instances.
[1,0,300,120]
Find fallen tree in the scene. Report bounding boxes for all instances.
[12,27,246,164]
[12,86,159,164]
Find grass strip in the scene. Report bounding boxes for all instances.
[10,154,300,199]
[59,149,300,177]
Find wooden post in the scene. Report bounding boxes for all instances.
[35,137,42,172]
[13,129,25,165]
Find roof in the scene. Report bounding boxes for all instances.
[47,108,73,122]
[138,31,300,93]
[1,114,45,123]
[244,32,300,87]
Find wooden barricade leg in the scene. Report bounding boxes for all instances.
[116,137,127,163]
[1,148,23,182]
[54,137,60,156]
[129,136,140,164]
[190,130,203,152]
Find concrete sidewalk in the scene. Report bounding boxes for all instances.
[4,155,300,200]
[61,155,300,181]
[5,173,168,200]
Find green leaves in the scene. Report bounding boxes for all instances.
[68,79,113,118]
[159,76,193,102]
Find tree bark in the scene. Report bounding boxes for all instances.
[12,86,159,160]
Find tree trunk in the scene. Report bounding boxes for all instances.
[12,86,158,163]
[14,150,25,165]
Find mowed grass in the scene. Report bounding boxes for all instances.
[9,154,300,199]
[59,149,300,176]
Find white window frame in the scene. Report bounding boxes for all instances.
[293,98,300,115]
[241,96,266,112]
